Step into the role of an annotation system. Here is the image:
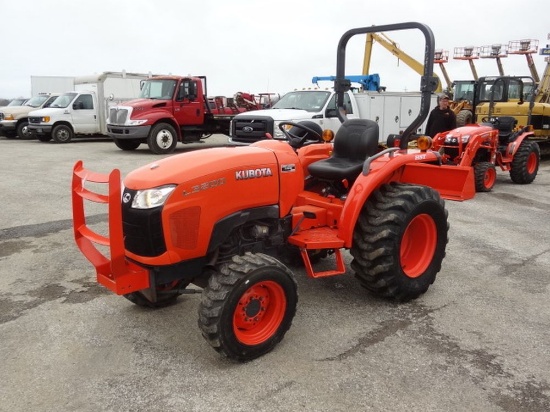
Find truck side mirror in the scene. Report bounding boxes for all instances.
[187,81,197,101]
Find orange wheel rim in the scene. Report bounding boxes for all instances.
[485,167,496,189]
[233,281,286,345]
[526,152,538,174]
[400,214,437,278]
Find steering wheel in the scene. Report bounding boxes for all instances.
[278,121,323,149]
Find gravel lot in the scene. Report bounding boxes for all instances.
[1,135,549,412]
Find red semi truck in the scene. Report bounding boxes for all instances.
[107,75,258,154]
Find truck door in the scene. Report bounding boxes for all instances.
[71,93,99,133]
[324,92,359,132]
[173,79,204,126]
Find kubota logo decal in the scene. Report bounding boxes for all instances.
[236,168,273,180]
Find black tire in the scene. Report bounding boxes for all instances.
[474,162,497,192]
[350,183,449,302]
[52,124,73,143]
[17,121,33,139]
[123,280,188,308]
[510,140,540,184]
[148,122,178,154]
[456,110,473,127]
[198,252,298,362]
[37,134,52,142]
[114,138,141,151]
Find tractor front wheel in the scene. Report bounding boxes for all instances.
[198,252,298,362]
[350,183,449,302]
[510,140,540,184]
[474,162,497,192]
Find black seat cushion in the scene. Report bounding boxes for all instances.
[308,119,379,181]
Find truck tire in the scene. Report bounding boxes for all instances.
[37,134,52,142]
[198,252,298,362]
[474,162,497,192]
[52,124,74,143]
[350,183,449,302]
[148,123,177,154]
[17,121,33,140]
[123,280,188,308]
[114,138,141,151]
[456,109,473,127]
[509,140,540,184]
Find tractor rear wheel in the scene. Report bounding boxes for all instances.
[510,140,540,184]
[350,183,449,302]
[474,162,497,192]
[198,252,298,362]
[123,280,187,308]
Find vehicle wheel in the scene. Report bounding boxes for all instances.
[456,110,473,127]
[37,134,52,142]
[52,124,74,143]
[123,280,188,308]
[350,183,449,302]
[17,121,33,139]
[114,138,141,151]
[510,140,540,184]
[148,122,177,154]
[198,252,298,362]
[474,162,497,192]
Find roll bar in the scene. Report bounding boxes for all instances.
[334,22,439,149]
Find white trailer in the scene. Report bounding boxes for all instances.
[31,76,75,96]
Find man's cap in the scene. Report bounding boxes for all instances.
[439,93,450,100]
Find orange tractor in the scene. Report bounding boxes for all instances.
[431,76,540,192]
[71,22,473,361]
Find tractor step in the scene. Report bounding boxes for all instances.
[288,227,346,278]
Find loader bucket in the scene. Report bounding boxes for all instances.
[400,162,476,201]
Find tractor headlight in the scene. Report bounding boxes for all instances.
[132,185,176,209]
[461,135,470,143]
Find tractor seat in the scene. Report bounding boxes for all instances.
[308,119,379,182]
[494,116,517,145]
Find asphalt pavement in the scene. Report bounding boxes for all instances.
[1,135,549,412]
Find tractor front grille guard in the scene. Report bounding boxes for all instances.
[71,161,150,294]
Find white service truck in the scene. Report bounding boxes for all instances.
[28,71,154,143]
[229,87,438,144]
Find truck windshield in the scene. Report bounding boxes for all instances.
[139,79,177,100]
[24,95,49,108]
[7,98,27,107]
[49,93,77,108]
[272,91,331,112]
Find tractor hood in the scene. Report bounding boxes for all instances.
[124,145,278,190]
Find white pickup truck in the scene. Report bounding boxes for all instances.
[229,87,437,144]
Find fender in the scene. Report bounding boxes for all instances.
[503,131,536,157]
[337,149,474,246]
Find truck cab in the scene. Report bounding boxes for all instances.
[229,89,359,144]
[28,91,99,142]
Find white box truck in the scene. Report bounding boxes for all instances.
[31,76,75,96]
[229,87,438,145]
[28,71,154,143]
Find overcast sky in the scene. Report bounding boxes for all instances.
[1,0,548,99]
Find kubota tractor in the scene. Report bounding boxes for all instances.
[72,23,470,361]
[432,116,540,192]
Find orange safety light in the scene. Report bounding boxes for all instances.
[416,135,433,151]
[322,129,335,142]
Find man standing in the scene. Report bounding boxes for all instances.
[425,94,457,137]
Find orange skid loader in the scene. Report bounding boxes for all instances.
[72,22,472,362]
